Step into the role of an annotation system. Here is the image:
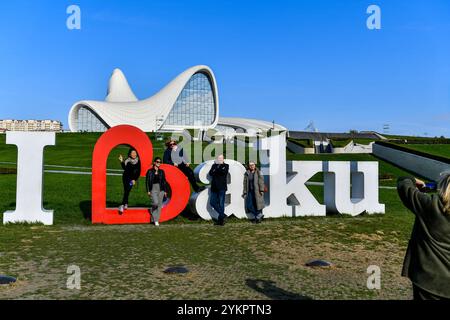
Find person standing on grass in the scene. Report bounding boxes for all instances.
[209,154,229,226]
[397,175,450,300]
[243,161,266,224]
[163,139,204,193]
[118,148,141,214]
[145,157,168,227]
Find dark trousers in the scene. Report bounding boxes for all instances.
[122,177,133,205]
[413,284,450,301]
[210,190,226,221]
[246,189,263,219]
[178,164,201,192]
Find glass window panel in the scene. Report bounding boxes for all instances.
[77,107,108,132]
[163,72,216,128]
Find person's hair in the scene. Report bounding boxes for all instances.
[165,139,177,147]
[247,161,257,170]
[438,174,450,214]
[128,148,138,158]
[154,157,162,163]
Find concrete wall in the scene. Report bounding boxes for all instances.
[332,141,373,154]
[287,140,315,154]
[373,143,450,181]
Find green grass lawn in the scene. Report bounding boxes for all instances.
[399,144,450,160]
[286,151,421,186]
[0,133,418,299]
[0,186,414,300]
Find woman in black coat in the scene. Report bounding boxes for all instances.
[118,148,141,214]
[397,175,450,300]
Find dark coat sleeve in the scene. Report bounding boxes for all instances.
[215,164,229,177]
[209,164,218,176]
[243,173,248,195]
[397,176,432,216]
[146,170,153,193]
[163,148,173,165]
[132,162,141,181]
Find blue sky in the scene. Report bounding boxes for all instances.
[0,0,449,136]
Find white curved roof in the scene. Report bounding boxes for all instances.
[106,69,138,103]
[217,117,287,134]
[68,65,219,132]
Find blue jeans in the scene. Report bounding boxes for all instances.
[246,190,263,220]
[210,190,226,221]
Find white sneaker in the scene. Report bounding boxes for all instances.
[155,222,160,227]
[119,205,124,214]
[124,204,128,210]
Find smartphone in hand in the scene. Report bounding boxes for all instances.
[420,182,437,192]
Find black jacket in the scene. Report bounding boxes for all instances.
[146,168,168,193]
[397,177,450,298]
[163,147,188,166]
[121,159,141,182]
[209,163,229,192]
[163,148,174,165]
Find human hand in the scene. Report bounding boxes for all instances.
[415,178,426,189]
[148,192,151,196]
[132,180,136,186]
[119,155,123,162]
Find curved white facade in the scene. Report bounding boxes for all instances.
[68,65,219,132]
[217,117,287,134]
[68,65,287,134]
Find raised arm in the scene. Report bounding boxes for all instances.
[397,176,432,215]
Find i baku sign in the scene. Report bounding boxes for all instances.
[2,125,385,226]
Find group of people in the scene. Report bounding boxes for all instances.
[118,139,266,226]
[207,154,266,226]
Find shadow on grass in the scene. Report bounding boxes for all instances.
[246,279,313,300]
[180,205,202,221]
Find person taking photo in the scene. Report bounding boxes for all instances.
[397,175,450,300]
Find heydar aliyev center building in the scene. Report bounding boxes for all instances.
[68,65,286,135]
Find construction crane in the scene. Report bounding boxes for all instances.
[304,121,318,133]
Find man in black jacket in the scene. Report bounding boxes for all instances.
[209,154,229,226]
